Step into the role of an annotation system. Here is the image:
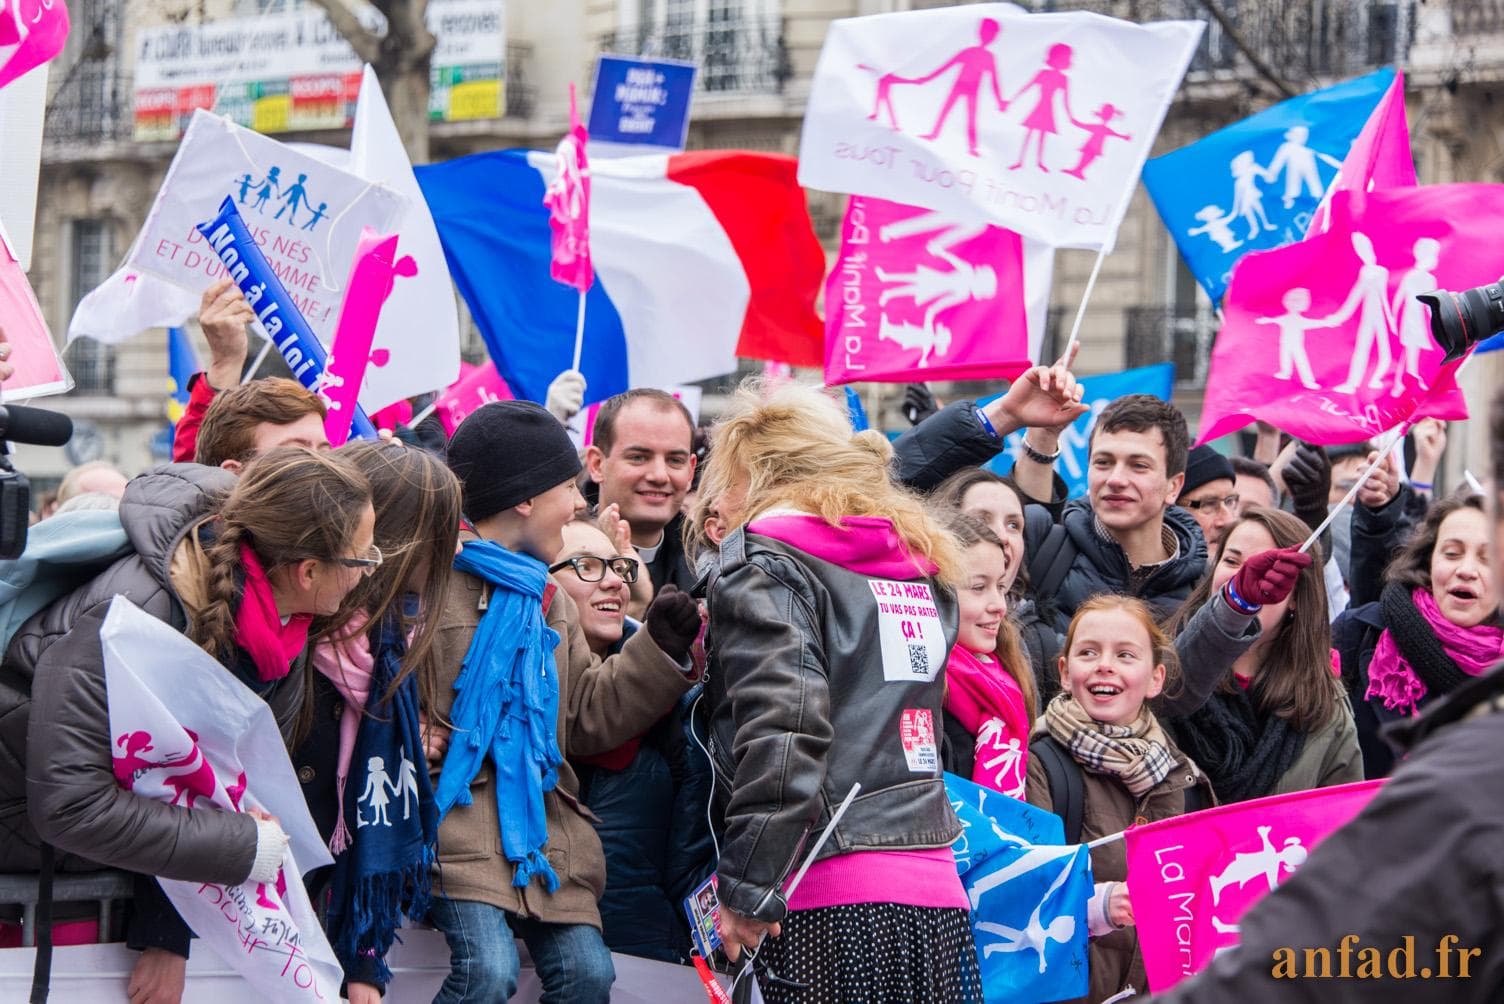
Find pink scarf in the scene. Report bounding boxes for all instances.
[312,611,373,854]
[236,541,313,682]
[747,514,937,578]
[1367,587,1504,716]
[943,647,1031,798]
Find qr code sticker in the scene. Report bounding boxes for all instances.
[907,643,930,677]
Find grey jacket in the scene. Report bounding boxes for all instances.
[705,527,961,922]
[0,464,271,883]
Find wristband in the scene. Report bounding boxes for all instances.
[1223,579,1262,615]
[1021,434,1062,465]
[1409,480,1432,491]
[973,406,998,439]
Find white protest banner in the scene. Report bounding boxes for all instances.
[348,65,461,411]
[798,4,1202,250]
[102,596,341,1001]
[0,63,45,269]
[126,108,406,345]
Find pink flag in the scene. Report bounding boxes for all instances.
[1309,71,1416,233]
[317,229,418,447]
[0,0,69,90]
[1125,779,1385,992]
[1198,185,1504,445]
[825,195,1032,385]
[434,359,513,436]
[543,83,593,292]
[0,221,70,399]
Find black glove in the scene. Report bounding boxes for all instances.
[1282,443,1331,530]
[645,585,702,664]
[902,384,939,426]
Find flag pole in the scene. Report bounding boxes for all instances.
[1297,421,1410,555]
[242,336,274,384]
[571,289,587,372]
[1061,245,1109,361]
[409,399,439,428]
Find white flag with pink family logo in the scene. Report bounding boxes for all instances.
[799,4,1203,250]
[102,596,341,1001]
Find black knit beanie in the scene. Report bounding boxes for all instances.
[1181,444,1236,496]
[446,401,582,522]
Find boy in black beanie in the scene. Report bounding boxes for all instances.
[428,400,701,1003]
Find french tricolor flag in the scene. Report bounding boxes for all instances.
[416,150,825,405]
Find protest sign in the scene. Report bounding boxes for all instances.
[0,62,45,268]
[986,362,1175,497]
[0,217,70,399]
[1125,780,1384,991]
[1200,186,1495,446]
[1145,68,1394,303]
[824,194,1049,385]
[126,109,405,347]
[799,4,1202,250]
[434,360,514,436]
[588,55,695,153]
[102,595,342,1001]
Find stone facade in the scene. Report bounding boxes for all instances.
[18,0,1504,493]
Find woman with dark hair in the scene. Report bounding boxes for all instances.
[931,467,1062,702]
[1169,507,1361,802]
[302,439,463,1003]
[1335,493,1503,777]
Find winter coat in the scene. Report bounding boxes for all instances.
[705,525,962,923]
[0,464,299,882]
[427,570,693,929]
[643,511,697,596]
[1023,499,1210,636]
[1148,662,1504,1003]
[571,623,716,964]
[1335,599,1419,779]
[1347,485,1425,609]
[1026,725,1214,1004]
[1271,695,1364,796]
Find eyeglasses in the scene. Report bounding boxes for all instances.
[549,554,640,584]
[332,544,383,571]
[1182,494,1240,514]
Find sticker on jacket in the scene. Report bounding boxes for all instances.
[869,579,946,683]
[899,708,939,773]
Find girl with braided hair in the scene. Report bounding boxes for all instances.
[3,448,374,1003]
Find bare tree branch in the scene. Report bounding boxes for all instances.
[303,0,382,65]
[1194,0,1297,100]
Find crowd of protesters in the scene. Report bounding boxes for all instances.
[0,276,1500,1004]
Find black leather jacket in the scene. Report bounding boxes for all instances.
[704,527,961,922]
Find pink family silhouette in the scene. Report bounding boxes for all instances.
[862,19,1131,176]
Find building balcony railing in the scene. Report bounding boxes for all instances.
[1124,304,1218,387]
[599,16,791,96]
[43,63,132,148]
[505,42,536,119]
[1028,0,1413,84]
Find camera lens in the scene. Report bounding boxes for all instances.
[1417,282,1504,363]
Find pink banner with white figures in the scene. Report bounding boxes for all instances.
[434,360,513,436]
[1308,70,1416,236]
[102,597,342,1001]
[1198,185,1504,445]
[0,0,69,90]
[824,195,1034,385]
[1125,780,1385,992]
[798,5,1203,250]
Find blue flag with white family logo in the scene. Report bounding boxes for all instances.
[1144,68,1394,303]
[947,773,1091,1004]
[984,363,1175,499]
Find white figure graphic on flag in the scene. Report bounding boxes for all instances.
[1227,151,1278,240]
[875,241,995,366]
[1390,237,1441,396]
[1187,205,1241,253]
[975,721,1027,799]
[396,750,420,821]
[1208,826,1309,907]
[1256,287,1328,390]
[1265,126,1343,209]
[974,850,1079,973]
[358,755,397,827]
[1325,232,1396,393]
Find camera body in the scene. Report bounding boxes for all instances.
[0,458,30,560]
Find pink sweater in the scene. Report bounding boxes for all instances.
[785,847,969,912]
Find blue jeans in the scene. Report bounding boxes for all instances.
[429,897,616,1004]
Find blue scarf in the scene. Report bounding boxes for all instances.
[324,609,438,986]
[435,540,563,892]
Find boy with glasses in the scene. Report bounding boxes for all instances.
[1179,445,1240,555]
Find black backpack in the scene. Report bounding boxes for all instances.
[1032,734,1205,844]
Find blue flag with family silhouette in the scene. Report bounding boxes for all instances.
[1144,68,1394,303]
[985,362,1175,498]
[946,773,1091,1004]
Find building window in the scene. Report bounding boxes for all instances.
[67,220,117,395]
[610,0,787,95]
